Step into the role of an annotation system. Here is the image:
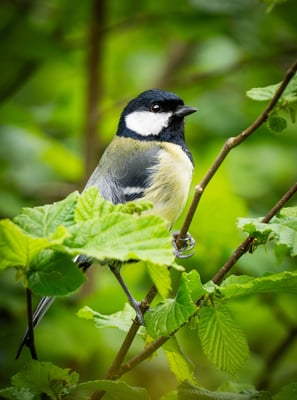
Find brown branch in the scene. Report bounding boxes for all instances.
[104,285,158,379]
[83,0,106,183]
[90,285,158,400]
[176,58,297,246]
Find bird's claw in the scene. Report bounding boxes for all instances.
[172,232,195,259]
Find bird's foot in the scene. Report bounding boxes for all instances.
[172,231,195,259]
[131,299,145,325]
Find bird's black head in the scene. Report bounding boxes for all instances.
[116,89,197,149]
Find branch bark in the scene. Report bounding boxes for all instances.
[84,0,106,183]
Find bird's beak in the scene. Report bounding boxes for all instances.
[174,105,197,118]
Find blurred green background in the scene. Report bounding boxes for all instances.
[0,0,296,398]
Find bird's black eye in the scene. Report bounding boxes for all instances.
[151,103,161,113]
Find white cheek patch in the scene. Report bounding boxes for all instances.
[125,111,172,136]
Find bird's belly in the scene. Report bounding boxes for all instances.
[144,143,193,226]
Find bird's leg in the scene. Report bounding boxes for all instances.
[109,265,144,325]
[172,231,195,259]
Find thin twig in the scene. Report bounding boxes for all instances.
[91,285,158,400]
[212,181,297,284]
[26,288,37,360]
[176,58,297,246]
[104,285,158,379]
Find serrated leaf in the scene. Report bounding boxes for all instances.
[14,191,78,237]
[75,187,115,222]
[75,187,153,222]
[238,207,297,257]
[198,304,249,375]
[64,213,174,265]
[178,381,271,400]
[74,379,150,400]
[116,199,153,215]
[0,361,79,399]
[220,271,297,298]
[145,271,205,338]
[0,219,64,271]
[164,337,195,383]
[27,250,86,296]
[77,304,144,334]
[146,261,171,299]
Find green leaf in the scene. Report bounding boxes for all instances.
[198,304,249,375]
[246,84,278,101]
[146,261,171,299]
[27,250,86,296]
[75,186,153,222]
[273,383,297,400]
[0,361,79,400]
[246,74,297,103]
[178,381,271,400]
[0,219,62,271]
[65,213,174,265]
[145,270,205,338]
[238,207,297,257]
[75,186,115,222]
[77,304,143,334]
[164,337,195,383]
[73,379,150,400]
[268,115,287,133]
[220,271,297,298]
[14,191,78,237]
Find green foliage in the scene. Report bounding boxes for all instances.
[28,250,86,296]
[0,361,79,400]
[0,219,67,271]
[164,337,196,384]
[77,303,141,334]
[0,361,149,400]
[73,379,150,400]
[238,206,297,257]
[178,381,272,399]
[220,271,297,298]
[0,188,173,296]
[246,75,297,133]
[198,303,249,376]
[145,270,204,338]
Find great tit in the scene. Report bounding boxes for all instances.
[16,89,196,358]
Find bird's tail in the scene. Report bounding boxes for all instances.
[15,296,56,359]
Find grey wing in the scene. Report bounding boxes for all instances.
[84,139,161,204]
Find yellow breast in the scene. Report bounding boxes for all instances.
[144,142,193,227]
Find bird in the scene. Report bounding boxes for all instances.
[16,89,197,359]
